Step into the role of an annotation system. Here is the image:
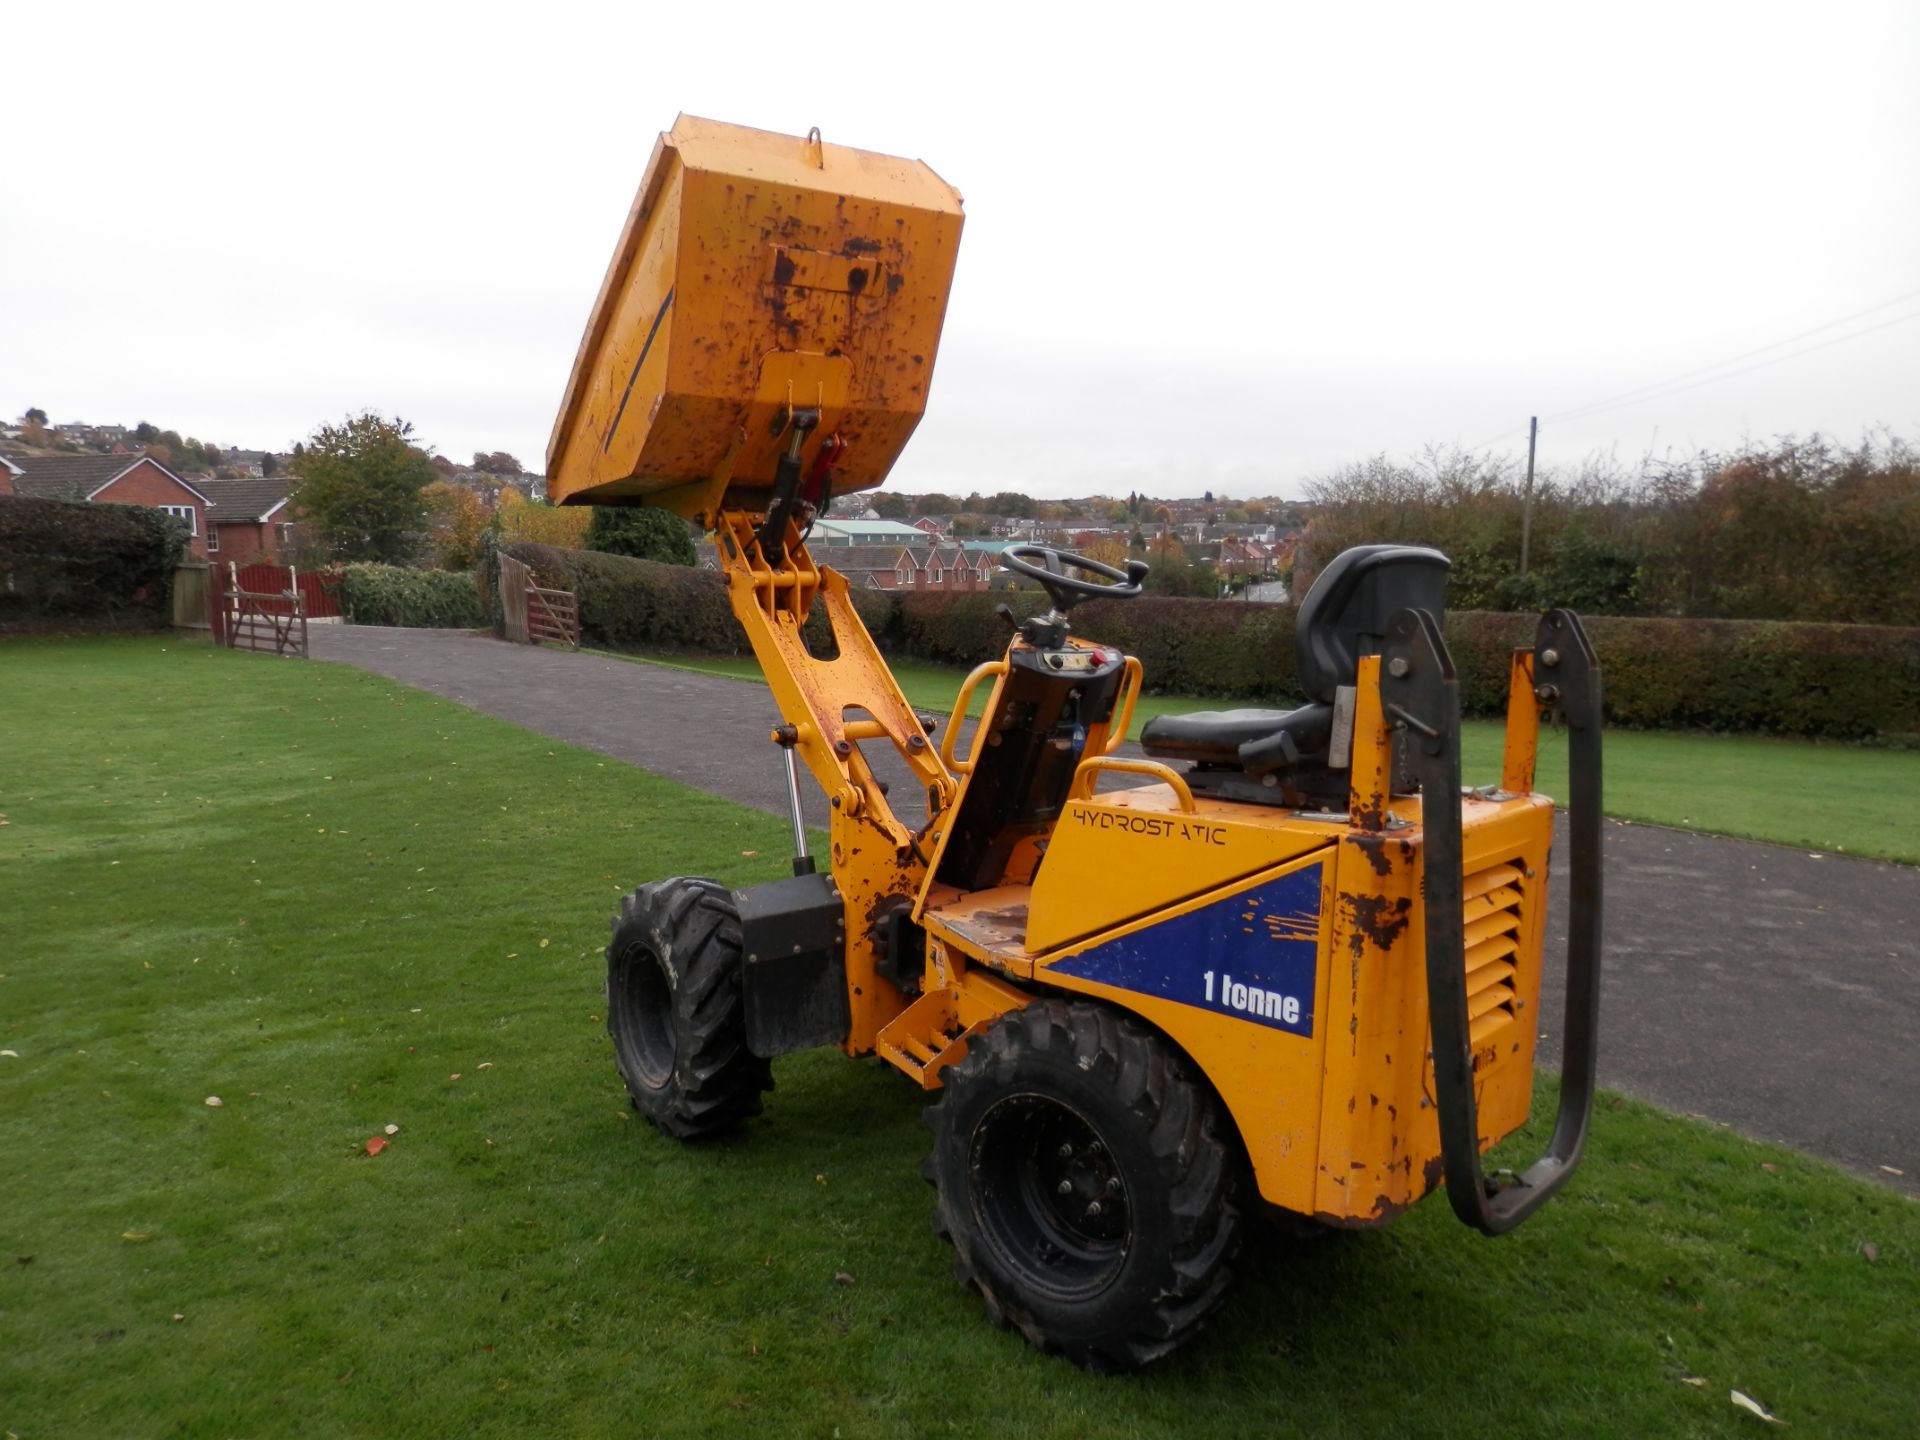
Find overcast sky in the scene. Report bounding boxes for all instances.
[5,1,1916,499]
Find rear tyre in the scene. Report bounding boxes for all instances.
[606,878,772,1140]
[923,999,1244,1371]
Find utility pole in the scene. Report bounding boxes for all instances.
[1518,415,1539,578]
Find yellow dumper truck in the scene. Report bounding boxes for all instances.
[548,116,1603,1371]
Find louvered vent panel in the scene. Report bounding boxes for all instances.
[1462,861,1524,1046]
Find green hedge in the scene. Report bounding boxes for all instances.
[476,542,1920,740]
[892,596,1920,741]
[497,542,896,658]
[337,563,486,629]
[0,494,185,622]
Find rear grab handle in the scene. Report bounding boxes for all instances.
[1380,607,1604,1236]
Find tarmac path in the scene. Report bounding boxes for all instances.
[310,625,1920,1196]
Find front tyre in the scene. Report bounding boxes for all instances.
[606,877,772,1140]
[924,999,1244,1371]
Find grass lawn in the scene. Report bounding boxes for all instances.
[619,650,1920,864]
[3,636,1916,1439]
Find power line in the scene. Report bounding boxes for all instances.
[1462,282,1920,453]
[1547,306,1920,425]
[1542,283,1920,425]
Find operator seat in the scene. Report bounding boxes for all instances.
[1140,544,1449,788]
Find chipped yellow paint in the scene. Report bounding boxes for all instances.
[546,115,964,518]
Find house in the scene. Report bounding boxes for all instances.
[0,456,23,489]
[195,477,297,563]
[3,454,214,558]
[809,518,930,547]
[692,538,1008,592]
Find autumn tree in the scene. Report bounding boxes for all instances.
[868,491,910,519]
[291,412,438,563]
[472,451,524,476]
[497,489,591,548]
[423,481,496,570]
[585,505,696,564]
[23,407,47,425]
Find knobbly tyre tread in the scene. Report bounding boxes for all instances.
[606,877,773,1140]
[923,998,1244,1371]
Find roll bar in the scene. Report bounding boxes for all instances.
[1380,607,1604,1235]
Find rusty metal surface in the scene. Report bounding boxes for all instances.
[547,115,964,514]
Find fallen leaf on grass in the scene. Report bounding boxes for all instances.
[1882,1165,1905,1177]
[204,1096,223,1108]
[384,1124,400,1136]
[0,1050,17,1059]
[1760,1163,1778,1174]
[365,1136,389,1157]
[1862,1243,1879,1262]
[1678,1376,1706,1388]
[477,1062,493,1070]
[122,1232,154,1244]
[484,1138,496,1147]
[833,1272,855,1287]
[1731,1390,1786,1425]
[171,1312,185,1323]
[449,1073,462,1083]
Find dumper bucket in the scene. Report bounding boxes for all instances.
[545,115,964,521]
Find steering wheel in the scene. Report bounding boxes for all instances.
[1000,544,1149,612]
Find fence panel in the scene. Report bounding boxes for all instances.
[172,564,212,629]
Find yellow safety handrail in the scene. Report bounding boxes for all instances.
[1068,756,1197,811]
[1104,655,1143,755]
[941,661,1008,775]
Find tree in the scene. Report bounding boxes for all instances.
[23,407,47,425]
[423,481,496,570]
[869,491,910,519]
[585,506,696,564]
[472,451,524,476]
[291,412,438,563]
[911,492,958,518]
[260,452,278,478]
[133,421,158,444]
[497,489,591,548]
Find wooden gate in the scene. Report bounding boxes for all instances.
[498,553,580,648]
[212,561,309,657]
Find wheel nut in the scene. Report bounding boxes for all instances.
[1056,1180,1073,1196]
[1085,1201,1103,1218]
[1057,1143,1074,1159]
[1107,1177,1122,1193]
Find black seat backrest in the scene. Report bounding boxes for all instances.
[1294,544,1450,701]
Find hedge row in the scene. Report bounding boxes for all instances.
[494,542,895,658]
[337,563,487,629]
[477,544,1919,740]
[0,494,185,622]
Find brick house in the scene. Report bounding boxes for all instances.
[693,539,1008,592]
[195,477,296,563]
[3,454,214,558]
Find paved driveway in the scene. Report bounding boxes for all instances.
[310,625,1920,1195]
